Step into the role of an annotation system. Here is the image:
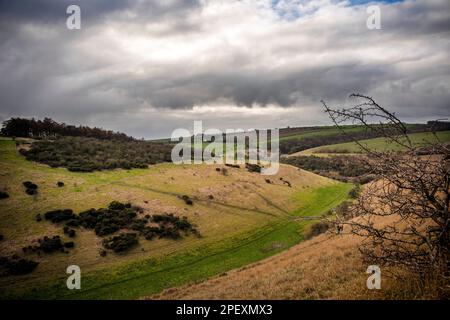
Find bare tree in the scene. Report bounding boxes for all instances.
[323,94,449,297]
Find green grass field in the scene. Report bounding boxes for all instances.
[296,131,450,155]
[0,138,352,299]
[279,125,365,142]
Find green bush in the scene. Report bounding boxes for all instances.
[348,186,361,199]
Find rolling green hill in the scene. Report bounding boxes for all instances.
[0,138,352,299]
[295,131,450,156]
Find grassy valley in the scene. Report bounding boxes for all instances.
[0,137,352,299]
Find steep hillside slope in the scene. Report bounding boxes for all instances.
[150,214,429,300]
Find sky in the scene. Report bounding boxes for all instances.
[0,0,449,139]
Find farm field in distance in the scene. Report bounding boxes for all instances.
[293,130,450,156]
[0,138,352,299]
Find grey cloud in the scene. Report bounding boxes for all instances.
[0,0,200,23]
[0,0,449,139]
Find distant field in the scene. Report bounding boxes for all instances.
[295,131,450,155]
[0,138,352,299]
[279,126,365,142]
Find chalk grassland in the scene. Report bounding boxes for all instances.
[292,130,450,156]
[279,125,365,142]
[0,139,352,299]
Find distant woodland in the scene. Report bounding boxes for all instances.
[1,117,133,141]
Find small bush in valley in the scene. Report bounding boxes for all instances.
[22,236,74,254]
[225,164,240,169]
[25,188,38,195]
[305,221,330,239]
[246,163,262,173]
[23,181,38,190]
[180,195,193,205]
[57,181,65,187]
[108,201,130,211]
[44,209,76,223]
[63,241,74,248]
[348,185,361,199]
[35,236,64,253]
[102,233,138,253]
[157,226,181,239]
[63,226,76,238]
[0,191,9,199]
[23,181,38,195]
[0,256,39,276]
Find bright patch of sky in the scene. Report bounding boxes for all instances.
[271,0,403,20]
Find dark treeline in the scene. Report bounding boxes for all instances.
[1,117,133,141]
[279,123,449,154]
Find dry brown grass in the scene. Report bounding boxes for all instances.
[149,213,437,300]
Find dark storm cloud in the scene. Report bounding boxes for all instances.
[110,62,393,109]
[0,0,449,138]
[0,0,200,23]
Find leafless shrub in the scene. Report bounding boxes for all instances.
[323,94,449,297]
